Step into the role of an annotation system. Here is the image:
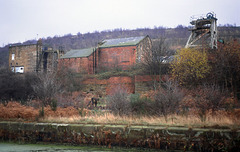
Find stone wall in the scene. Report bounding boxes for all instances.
[0,122,239,151]
[9,44,42,73]
[136,36,152,63]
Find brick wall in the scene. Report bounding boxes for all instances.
[106,76,135,94]
[97,36,152,71]
[98,46,137,71]
[82,78,107,85]
[58,54,95,74]
[82,76,135,95]
[82,75,162,95]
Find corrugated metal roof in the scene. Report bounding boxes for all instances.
[99,36,146,48]
[60,48,95,59]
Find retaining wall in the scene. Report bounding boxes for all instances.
[82,75,162,95]
[0,122,240,151]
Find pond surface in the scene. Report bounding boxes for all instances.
[0,142,161,152]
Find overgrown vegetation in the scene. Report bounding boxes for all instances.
[0,31,239,128]
[0,67,36,103]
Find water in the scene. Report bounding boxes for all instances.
[0,142,160,152]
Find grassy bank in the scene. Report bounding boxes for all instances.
[41,112,239,128]
[0,102,239,129]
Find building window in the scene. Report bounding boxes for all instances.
[12,54,15,60]
[15,66,24,73]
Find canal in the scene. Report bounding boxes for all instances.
[0,142,161,152]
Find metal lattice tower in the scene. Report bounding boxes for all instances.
[185,12,218,49]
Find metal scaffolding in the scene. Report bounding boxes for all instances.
[185,12,218,49]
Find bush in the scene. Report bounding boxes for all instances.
[129,93,153,116]
[39,106,44,117]
[32,71,62,106]
[0,67,36,102]
[171,48,210,86]
[153,80,184,120]
[190,85,227,121]
[106,86,130,116]
[50,99,58,111]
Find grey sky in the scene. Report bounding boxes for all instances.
[0,0,239,46]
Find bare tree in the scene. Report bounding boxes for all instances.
[32,71,62,106]
[141,37,169,74]
[140,37,169,90]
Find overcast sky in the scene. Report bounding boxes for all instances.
[0,0,239,46]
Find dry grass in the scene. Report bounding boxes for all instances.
[0,102,79,120]
[1,102,239,128]
[41,112,239,128]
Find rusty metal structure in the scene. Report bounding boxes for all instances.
[185,12,218,49]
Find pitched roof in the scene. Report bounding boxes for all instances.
[99,36,147,48]
[60,48,95,59]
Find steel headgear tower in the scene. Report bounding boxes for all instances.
[185,12,218,49]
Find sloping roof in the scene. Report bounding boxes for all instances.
[99,36,147,48]
[60,48,95,59]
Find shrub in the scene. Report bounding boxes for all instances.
[32,71,62,106]
[50,99,58,111]
[106,85,130,116]
[190,85,227,121]
[153,80,184,121]
[39,106,44,117]
[129,93,153,116]
[0,67,36,102]
[171,48,210,86]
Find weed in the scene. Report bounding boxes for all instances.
[39,106,44,117]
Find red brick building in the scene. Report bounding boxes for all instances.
[58,48,96,74]
[98,36,152,71]
[59,36,152,74]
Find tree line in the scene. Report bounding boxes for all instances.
[0,25,240,67]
